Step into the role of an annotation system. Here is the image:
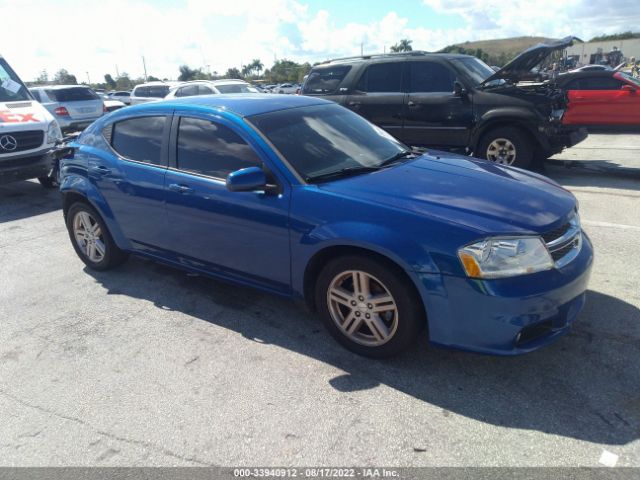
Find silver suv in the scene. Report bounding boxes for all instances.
[30,85,104,133]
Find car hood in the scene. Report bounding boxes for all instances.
[481,36,575,86]
[319,153,576,235]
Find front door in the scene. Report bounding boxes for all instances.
[344,61,405,140]
[401,61,473,148]
[163,114,291,293]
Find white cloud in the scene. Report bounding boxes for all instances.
[1,0,639,83]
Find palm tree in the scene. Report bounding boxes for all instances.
[251,59,264,77]
[390,39,413,53]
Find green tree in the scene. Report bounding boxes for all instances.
[225,67,243,79]
[390,39,413,53]
[54,69,78,84]
[104,74,116,89]
[35,70,49,84]
[250,59,264,77]
[178,65,200,81]
[115,73,133,90]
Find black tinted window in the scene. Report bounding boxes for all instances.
[568,77,624,90]
[303,66,351,94]
[46,87,98,102]
[147,85,169,97]
[408,62,456,92]
[134,86,149,97]
[176,117,261,179]
[357,62,402,93]
[111,116,165,165]
[176,85,198,97]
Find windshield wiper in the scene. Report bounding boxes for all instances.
[378,149,418,167]
[305,165,381,183]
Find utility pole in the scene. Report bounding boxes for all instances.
[86,71,90,85]
[361,42,363,56]
[142,55,148,82]
[115,64,120,77]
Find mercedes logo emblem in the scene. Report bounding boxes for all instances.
[0,135,18,152]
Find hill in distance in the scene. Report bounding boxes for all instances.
[449,36,557,57]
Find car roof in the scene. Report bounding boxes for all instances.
[32,84,92,90]
[556,70,616,84]
[315,51,474,67]
[135,93,332,117]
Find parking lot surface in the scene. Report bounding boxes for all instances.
[1,134,639,467]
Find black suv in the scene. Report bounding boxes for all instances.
[302,37,587,169]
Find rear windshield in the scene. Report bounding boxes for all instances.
[302,66,351,95]
[46,87,98,102]
[215,84,257,94]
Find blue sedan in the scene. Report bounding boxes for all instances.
[59,94,593,357]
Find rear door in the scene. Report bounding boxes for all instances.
[401,61,473,148]
[344,61,405,140]
[93,113,170,253]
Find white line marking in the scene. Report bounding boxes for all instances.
[599,450,619,467]
[582,220,640,232]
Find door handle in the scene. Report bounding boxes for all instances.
[90,165,110,175]
[348,101,361,108]
[168,183,194,194]
[407,101,419,108]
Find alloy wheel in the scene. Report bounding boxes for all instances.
[327,270,399,347]
[73,211,106,263]
[486,138,517,165]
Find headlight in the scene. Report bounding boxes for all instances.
[458,237,554,279]
[46,120,62,144]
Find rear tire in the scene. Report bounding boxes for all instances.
[478,126,534,169]
[66,202,128,271]
[315,255,425,358]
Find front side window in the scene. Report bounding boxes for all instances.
[198,85,214,95]
[408,62,456,93]
[147,85,170,98]
[215,84,255,94]
[571,77,624,90]
[249,103,406,181]
[0,58,32,101]
[356,62,403,93]
[176,117,261,179]
[111,116,166,165]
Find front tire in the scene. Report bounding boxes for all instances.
[478,126,533,169]
[66,202,127,270]
[315,255,425,358]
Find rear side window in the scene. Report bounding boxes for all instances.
[111,116,166,165]
[566,77,624,90]
[133,86,149,97]
[46,87,98,102]
[176,117,261,179]
[408,62,456,93]
[176,85,198,97]
[303,66,351,94]
[356,62,402,93]
[147,85,170,98]
[198,85,214,95]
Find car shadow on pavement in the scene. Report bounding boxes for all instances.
[86,257,640,446]
[0,180,61,223]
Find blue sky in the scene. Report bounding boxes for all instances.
[2,0,639,82]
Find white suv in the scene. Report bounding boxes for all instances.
[164,79,259,99]
[130,81,180,105]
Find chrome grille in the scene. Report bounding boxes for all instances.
[543,214,582,268]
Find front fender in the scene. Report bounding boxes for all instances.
[473,108,549,151]
[291,220,441,297]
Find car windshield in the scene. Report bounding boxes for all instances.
[46,87,98,102]
[452,57,506,86]
[249,103,408,181]
[215,84,257,94]
[619,72,640,87]
[0,58,31,102]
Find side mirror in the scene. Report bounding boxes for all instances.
[226,167,268,192]
[453,81,467,97]
[621,84,636,93]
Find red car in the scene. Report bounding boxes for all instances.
[558,71,640,125]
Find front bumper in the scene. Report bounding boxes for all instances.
[417,232,594,355]
[546,126,588,155]
[0,151,53,184]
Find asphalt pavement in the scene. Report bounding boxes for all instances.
[0,134,639,467]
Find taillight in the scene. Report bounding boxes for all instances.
[54,106,69,116]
